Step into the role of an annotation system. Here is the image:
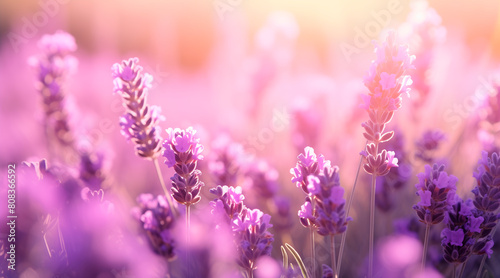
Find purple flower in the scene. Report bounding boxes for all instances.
[291,146,331,194]
[441,228,464,246]
[417,190,432,207]
[466,215,484,233]
[472,151,500,212]
[233,207,274,273]
[112,57,165,159]
[133,194,176,260]
[163,127,205,206]
[361,31,414,178]
[28,30,78,146]
[298,201,314,219]
[293,152,351,236]
[413,164,457,225]
[206,134,246,186]
[210,185,245,222]
[415,129,447,163]
[307,175,322,195]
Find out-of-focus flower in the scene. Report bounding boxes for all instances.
[28,30,78,147]
[132,194,176,260]
[163,127,205,206]
[415,129,447,163]
[112,57,164,159]
[290,97,323,153]
[413,164,457,225]
[399,0,446,107]
[206,134,246,187]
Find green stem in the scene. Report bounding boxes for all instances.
[337,151,364,275]
[421,224,431,271]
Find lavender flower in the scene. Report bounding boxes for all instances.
[132,194,176,260]
[112,57,164,159]
[290,146,331,194]
[415,129,447,163]
[304,167,351,236]
[79,150,105,191]
[470,151,500,258]
[232,208,274,274]
[361,31,414,176]
[206,134,246,187]
[413,164,458,225]
[210,185,246,222]
[210,185,274,276]
[28,31,78,146]
[163,127,205,206]
[441,198,476,264]
[472,151,500,212]
[241,158,280,203]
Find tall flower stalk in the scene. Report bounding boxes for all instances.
[291,147,351,277]
[413,164,457,270]
[111,58,175,211]
[360,31,414,278]
[29,31,78,152]
[162,127,205,259]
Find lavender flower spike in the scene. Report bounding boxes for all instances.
[163,127,205,206]
[413,164,458,225]
[112,57,164,159]
[28,30,78,146]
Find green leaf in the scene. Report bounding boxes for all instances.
[285,243,309,278]
[281,245,288,270]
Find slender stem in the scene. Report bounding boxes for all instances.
[331,235,337,278]
[453,264,457,278]
[458,260,467,278]
[310,227,316,278]
[421,224,431,271]
[186,204,191,278]
[475,255,486,278]
[153,158,178,216]
[247,268,254,278]
[368,173,376,278]
[337,151,364,275]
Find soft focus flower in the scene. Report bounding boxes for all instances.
[28,30,78,147]
[415,129,447,163]
[133,194,176,260]
[112,57,164,159]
